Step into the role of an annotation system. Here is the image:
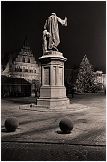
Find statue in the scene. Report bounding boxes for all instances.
[43,13,67,54]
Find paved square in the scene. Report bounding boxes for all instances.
[1,94,106,146]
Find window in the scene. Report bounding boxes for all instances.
[20,68,22,72]
[28,58,30,63]
[35,70,36,73]
[25,69,28,72]
[23,67,25,72]
[22,57,25,62]
[18,67,20,72]
[15,67,19,72]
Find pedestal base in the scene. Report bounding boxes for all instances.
[39,86,67,98]
[37,51,69,109]
[37,97,69,109]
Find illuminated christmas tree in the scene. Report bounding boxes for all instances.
[76,55,95,93]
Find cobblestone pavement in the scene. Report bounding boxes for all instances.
[1,94,106,160]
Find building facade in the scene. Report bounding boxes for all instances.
[94,71,103,84]
[2,41,41,83]
[2,39,41,97]
[94,71,106,91]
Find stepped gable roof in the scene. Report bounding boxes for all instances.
[12,37,32,61]
[2,49,20,69]
[2,37,38,69]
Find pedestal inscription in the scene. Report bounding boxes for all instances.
[59,67,63,85]
[44,67,50,85]
[53,66,56,85]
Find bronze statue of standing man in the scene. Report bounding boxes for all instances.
[43,13,67,53]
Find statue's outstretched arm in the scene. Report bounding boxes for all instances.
[57,16,67,26]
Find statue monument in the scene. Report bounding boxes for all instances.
[37,13,69,109]
[43,13,67,53]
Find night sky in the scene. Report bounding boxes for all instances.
[1,1,106,73]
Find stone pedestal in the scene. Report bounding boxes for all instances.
[37,51,69,109]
